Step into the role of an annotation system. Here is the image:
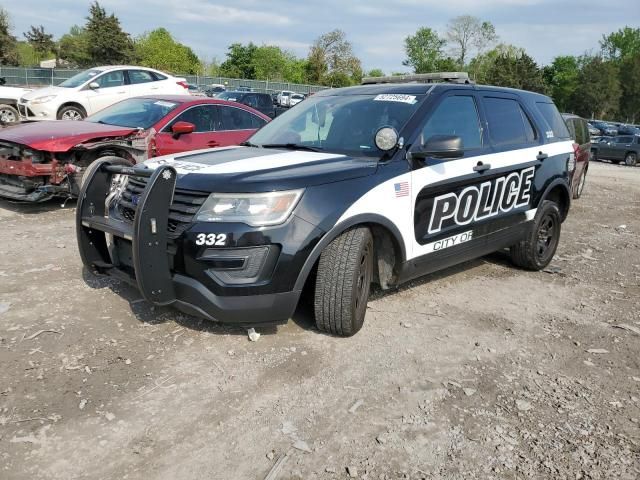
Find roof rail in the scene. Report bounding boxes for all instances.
[361,72,472,85]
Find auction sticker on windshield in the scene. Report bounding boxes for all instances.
[154,101,177,108]
[374,94,418,104]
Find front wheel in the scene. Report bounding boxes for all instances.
[625,152,637,167]
[57,105,86,121]
[314,227,373,337]
[510,200,561,271]
[0,104,19,124]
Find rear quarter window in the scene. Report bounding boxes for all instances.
[536,102,571,140]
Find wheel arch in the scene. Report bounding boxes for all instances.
[57,101,88,117]
[539,179,571,222]
[293,214,407,292]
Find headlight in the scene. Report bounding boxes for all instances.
[30,95,57,105]
[195,190,303,226]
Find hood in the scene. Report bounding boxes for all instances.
[144,146,378,192]
[0,86,32,100]
[21,85,68,101]
[0,121,137,152]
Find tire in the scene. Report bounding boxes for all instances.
[510,200,561,271]
[574,169,587,199]
[314,227,373,337]
[0,103,19,124]
[80,155,130,190]
[57,105,86,121]
[625,152,637,167]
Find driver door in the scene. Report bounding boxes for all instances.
[85,70,129,115]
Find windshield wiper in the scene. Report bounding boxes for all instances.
[259,143,323,152]
[239,141,259,147]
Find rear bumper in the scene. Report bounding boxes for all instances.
[76,160,302,325]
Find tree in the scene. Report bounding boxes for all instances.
[252,45,288,80]
[571,56,621,120]
[220,42,258,78]
[0,8,19,65]
[618,54,640,122]
[484,50,546,93]
[59,25,92,67]
[542,55,581,112]
[445,15,497,67]
[306,30,362,86]
[85,2,134,65]
[402,27,447,73]
[135,28,200,74]
[367,68,384,77]
[600,27,640,61]
[23,25,55,61]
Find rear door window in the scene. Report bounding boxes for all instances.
[535,102,571,140]
[483,97,537,147]
[217,106,266,130]
[128,70,155,85]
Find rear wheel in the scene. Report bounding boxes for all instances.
[0,104,19,124]
[510,200,561,271]
[314,227,373,337]
[574,169,587,199]
[625,152,637,167]
[57,105,86,121]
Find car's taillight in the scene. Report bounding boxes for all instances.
[177,81,189,89]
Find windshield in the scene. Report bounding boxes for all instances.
[216,91,242,101]
[86,98,180,129]
[58,69,102,88]
[248,93,423,157]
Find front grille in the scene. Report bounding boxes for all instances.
[117,176,208,239]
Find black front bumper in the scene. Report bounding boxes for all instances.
[76,160,300,325]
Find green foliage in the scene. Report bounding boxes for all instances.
[600,27,640,61]
[85,2,134,65]
[0,7,19,65]
[542,55,581,112]
[484,50,546,93]
[16,41,39,66]
[618,54,640,122]
[306,30,361,86]
[469,44,524,83]
[367,69,384,77]
[403,27,446,73]
[135,28,200,74]
[571,57,621,120]
[23,25,55,61]
[220,42,258,78]
[59,25,92,67]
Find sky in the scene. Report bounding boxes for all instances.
[5,0,639,74]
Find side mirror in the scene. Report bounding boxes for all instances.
[171,121,195,138]
[88,82,100,90]
[412,135,464,160]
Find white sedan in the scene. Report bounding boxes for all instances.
[18,66,190,121]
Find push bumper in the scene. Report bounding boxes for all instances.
[76,159,298,325]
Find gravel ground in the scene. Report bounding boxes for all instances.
[0,161,639,480]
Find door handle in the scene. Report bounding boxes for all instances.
[473,161,490,172]
[536,152,548,161]
[207,141,220,147]
[117,91,126,94]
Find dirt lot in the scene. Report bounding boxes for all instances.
[0,161,639,480]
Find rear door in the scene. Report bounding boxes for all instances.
[409,91,540,266]
[126,69,161,97]
[613,136,634,161]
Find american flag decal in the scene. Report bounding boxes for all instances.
[394,181,409,198]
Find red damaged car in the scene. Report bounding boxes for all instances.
[0,96,270,201]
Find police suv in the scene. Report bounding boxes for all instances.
[77,72,574,336]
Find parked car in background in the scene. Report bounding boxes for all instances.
[237,86,252,92]
[589,120,617,136]
[0,80,31,125]
[591,135,640,166]
[0,95,270,201]
[586,123,601,137]
[186,83,206,96]
[17,66,190,122]
[204,84,226,97]
[289,93,305,106]
[276,90,295,107]
[215,91,278,118]
[562,113,591,198]
[616,124,640,135]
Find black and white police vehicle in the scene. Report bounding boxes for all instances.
[77,72,575,336]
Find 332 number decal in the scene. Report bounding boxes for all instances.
[195,233,227,246]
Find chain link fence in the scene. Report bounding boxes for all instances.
[0,66,326,94]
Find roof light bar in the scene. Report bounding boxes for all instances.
[361,72,472,85]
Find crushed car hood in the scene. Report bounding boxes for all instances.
[0,121,137,152]
[144,146,378,192]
